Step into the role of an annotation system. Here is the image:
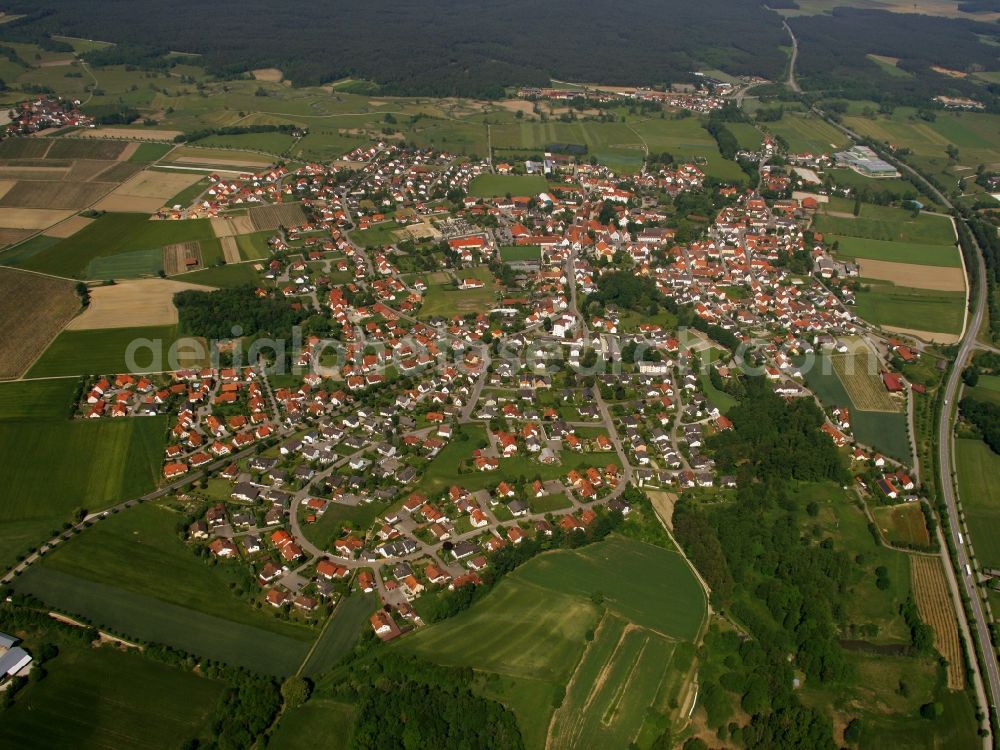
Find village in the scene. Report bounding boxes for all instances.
[60,127,945,643]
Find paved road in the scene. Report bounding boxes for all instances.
[782,21,801,94]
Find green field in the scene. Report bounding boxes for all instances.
[399,535,704,749]
[27,324,189,377]
[236,229,274,260]
[302,592,379,677]
[129,142,174,163]
[9,213,216,278]
[832,235,961,268]
[814,206,955,246]
[13,566,311,676]
[467,174,549,198]
[500,244,541,262]
[801,354,911,460]
[0,641,224,750]
[855,284,965,335]
[195,131,296,155]
[630,117,746,181]
[349,221,403,248]
[0,377,77,420]
[268,699,356,750]
[178,261,263,287]
[34,501,316,642]
[0,413,166,572]
[765,111,850,154]
[86,246,164,278]
[956,438,1000,569]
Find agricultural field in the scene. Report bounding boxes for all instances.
[832,235,961,267]
[0,377,77,421]
[12,566,310,676]
[0,409,166,572]
[910,555,965,690]
[871,503,931,548]
[236,230,274,260]
[178,261,264,288]
[400,535,704,749]
[249,201,307,231]
[268,700,355,750]
[96,169,203,213]
[0,267,79,379]
[195,131,296,155]
[629,117,746,181]
[0,641,224,750]
[548,614,677,750]
[66,278,213,331]
[763,110,850,154]
[27,324,193,377]
[7,213,216,278]
[350,221,403,248]
[46,139,129,160]
[467,174,549,198]
[829,350,902,412]
[956,438,1000,570]
[301,592,379,677]
[814,204,956,245]
[163,146,276,171]
[32,501,316,642]
[419,267,497,318]
[129,142,175,162]
[0,180,116,210]
[855,284,965,341]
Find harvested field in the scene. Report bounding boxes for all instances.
[119,142,140,160]
[250,202,307,231]
[112,170,203,199]
[910,555,965,690]
[78,128,183,141]
[0,267,78,378]
[858,259,966,292]
[0,181,116,210]
[0,228,32,246]
[252,67,284,82]
[882,326,961,345]
[46,139,128,161]
[93,195,165,213]
[66,278,213,330]
[830,351,903,412]
[43,214,94,239]
[211,215,255,237]
[0,180,16,199]
[0,208,75,229]
[220,236,240,264]
[162,241,203,276]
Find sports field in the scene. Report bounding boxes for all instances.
[13,566,310,675]
[27,324,194,377]
[500,245,541,262]
[419,267,497,318]
[0,410,166,572]
[956,438,1000,569]
[0,641,224,750]
[467,174,549,198]
[12,213,217,278]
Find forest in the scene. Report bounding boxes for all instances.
[0,0,788,96]
[789,9,1000,108]
[174,286,305,340]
